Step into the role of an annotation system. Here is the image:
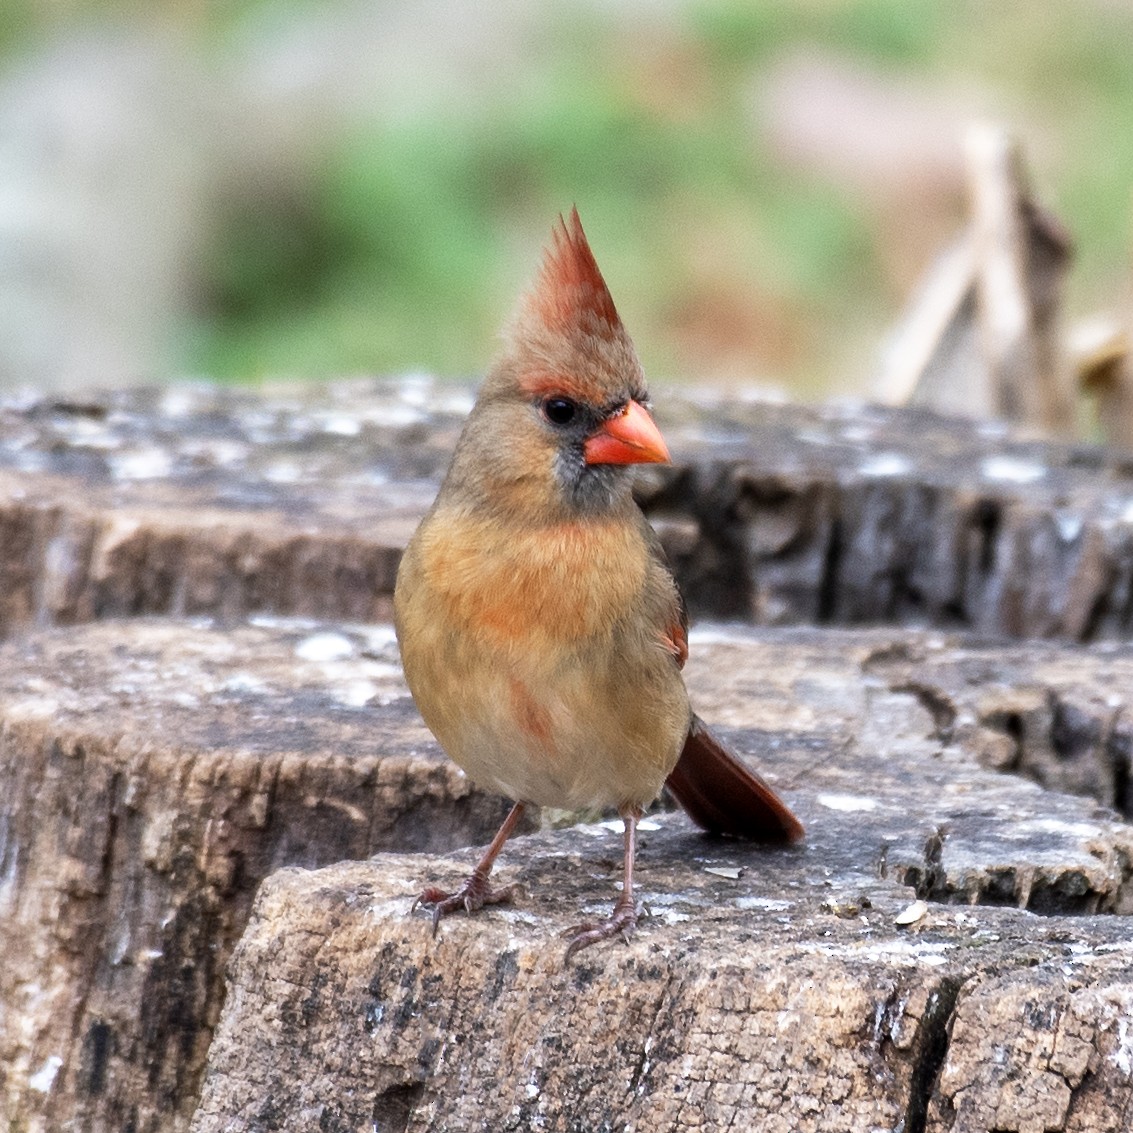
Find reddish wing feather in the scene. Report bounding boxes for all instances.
[647,525,689,670]
[661,612,689,668]
[666,715,804,843]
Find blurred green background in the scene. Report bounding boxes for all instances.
[2,0,1132,397]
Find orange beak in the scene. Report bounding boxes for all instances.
[583,400,671,466]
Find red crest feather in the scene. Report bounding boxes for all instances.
[526,207,622,335]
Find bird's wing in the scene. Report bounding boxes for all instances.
[642,516,804,842]
[641,514,689,669]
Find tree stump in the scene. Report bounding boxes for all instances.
[189,627,1133,1133]
[2,382,1133,1130]
[3,381,1133,642]
[0,618,517,1133]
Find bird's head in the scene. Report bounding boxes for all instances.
[447,209,670,519]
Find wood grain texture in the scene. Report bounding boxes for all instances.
[0,618,517,1133]
[191,625,1133,1133]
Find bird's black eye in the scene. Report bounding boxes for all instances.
[543,397,578,426]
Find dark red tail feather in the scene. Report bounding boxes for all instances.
[665,715,804,843]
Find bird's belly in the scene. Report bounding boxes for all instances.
[405,635,687,812]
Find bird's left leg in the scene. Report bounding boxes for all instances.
[563,804,644,961]
[414,801,526,935]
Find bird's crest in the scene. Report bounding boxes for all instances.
[520,207,623,339]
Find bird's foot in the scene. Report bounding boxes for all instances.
[562,897,642,962]
[413,871,516,936]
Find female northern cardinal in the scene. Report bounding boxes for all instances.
[394,209,803,959]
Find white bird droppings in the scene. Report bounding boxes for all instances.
[859,452,911,478]
[980,455,1046,484]
[28,1055,63,1094]
[816,793,878,813]
[295,633,355,662]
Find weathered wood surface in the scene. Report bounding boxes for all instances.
[190,625,1133,1133]
[5,617,1133,1131]
[861,634,1133,821]
[0,383,462,632]
[0,618,518,1133]
[5,381,1133,641]
[4,383,1133,1132]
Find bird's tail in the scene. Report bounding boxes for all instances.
[665,715,804,843]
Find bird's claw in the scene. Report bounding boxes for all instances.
[562,899,643,962]
[412,873,516,936]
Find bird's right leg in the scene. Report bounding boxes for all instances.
[413,801,526,935]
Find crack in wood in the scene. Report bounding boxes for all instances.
[903,976,964,1133]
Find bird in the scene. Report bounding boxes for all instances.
[394,208,803,959]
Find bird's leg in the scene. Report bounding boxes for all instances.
[414,802,526,935]
[563,804,644,961]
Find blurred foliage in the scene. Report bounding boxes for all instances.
[187,0,895,388]
[189,47,879,386]
[6,0,1133,391]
